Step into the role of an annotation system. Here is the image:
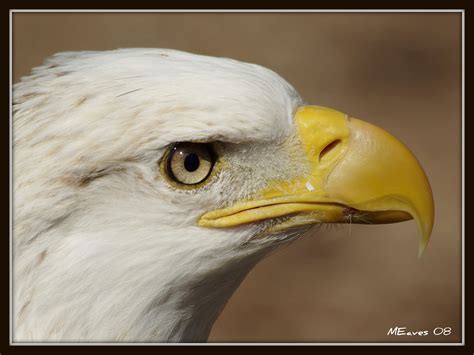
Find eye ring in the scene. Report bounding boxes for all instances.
[164,142,217,186]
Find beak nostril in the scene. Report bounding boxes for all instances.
[319,139,342,162]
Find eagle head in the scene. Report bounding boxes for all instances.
[13,49,433,342]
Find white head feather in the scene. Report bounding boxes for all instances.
[13,48,310,342]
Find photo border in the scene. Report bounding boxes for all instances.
[6,7,467,353]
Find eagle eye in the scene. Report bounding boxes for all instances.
[165,142,216,185]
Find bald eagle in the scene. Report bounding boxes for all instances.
[13,49,434,342]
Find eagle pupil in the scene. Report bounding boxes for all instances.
[184,154,200,172]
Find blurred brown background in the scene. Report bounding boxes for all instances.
[13,12,462,343]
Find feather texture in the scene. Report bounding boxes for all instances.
[13,49,307,342]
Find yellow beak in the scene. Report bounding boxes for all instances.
[198,106,434,256]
